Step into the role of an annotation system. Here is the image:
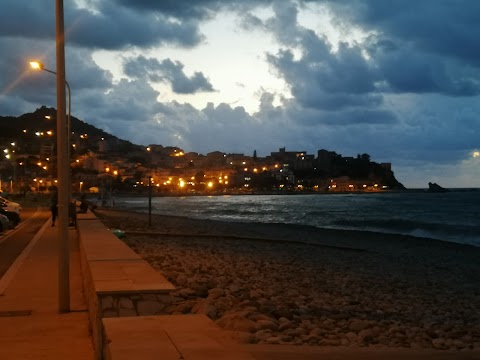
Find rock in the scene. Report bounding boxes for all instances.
[176,274,188,286]
[173,288,196,299]
[349,319,370,332]
[208,288,225,300]
[278,321,294,331]
[256,319,279,331]
[266,336,282,344]
[137,300,165,315]
[216,313,258,333]
[432,338,448,350]
[228,331,256,344]
[169,302,193,314]
[192,299,217,319]
[255,329,273,341]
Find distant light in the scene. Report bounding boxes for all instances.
[146,147,151,152]
[45,115,51,120]
[23,129,27,133]
[10,142,15,146]
[474,151,480,158]
[207,182,213,188]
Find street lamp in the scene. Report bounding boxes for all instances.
[29,60,73,200]
[29,61,71,146]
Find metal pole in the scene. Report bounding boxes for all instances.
[66,80,71,200]
[56,0,70,313]
[148,176,152,227]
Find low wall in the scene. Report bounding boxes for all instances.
[76,211,175,360]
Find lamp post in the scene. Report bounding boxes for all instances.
[30,0,70,313]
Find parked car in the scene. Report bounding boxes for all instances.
[0,200,20,215]
[0,207,20,227]
[0,196,21,211]
[0,213,10,232]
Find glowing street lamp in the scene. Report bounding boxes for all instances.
[29,61,71,145]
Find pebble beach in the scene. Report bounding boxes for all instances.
[94,208,480,351]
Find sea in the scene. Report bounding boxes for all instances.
[112,190,480,248]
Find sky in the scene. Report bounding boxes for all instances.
[1,0,479,188]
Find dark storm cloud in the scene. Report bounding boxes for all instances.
[327,0,480,66]
[124,56,214,94]
[114,0,273,19]
[366,36,480,96]
[0,0,204,50]
[323,0,480,96]
[260,2,385,117]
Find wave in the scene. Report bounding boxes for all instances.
[331,218,480,246]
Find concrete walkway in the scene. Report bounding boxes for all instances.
[0,209,95,359]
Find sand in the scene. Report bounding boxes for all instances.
[94,208,480,351]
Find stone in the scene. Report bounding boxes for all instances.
[101,296,114,309]
[266,336,282,344]
[118,308,137,317]
[176,274,188,286]
[208,288,225,300]
[192,299,217,319]
[137,300,165,315]
[255,329,273,341]
[118,298,134,309]
[229,331,256,344]
[170,302,193,314]
[256,319,279,331]
[216,313,258,333]
[349,319,370,332]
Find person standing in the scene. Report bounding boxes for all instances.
[50,189,58,226]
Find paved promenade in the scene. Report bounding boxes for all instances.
[0,209,94,359]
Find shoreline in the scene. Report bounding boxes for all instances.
[96,206,480,250]
[94,208,480,350]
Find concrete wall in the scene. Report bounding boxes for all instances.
[76,212,175,360]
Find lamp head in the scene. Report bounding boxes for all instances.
[29,61,44,70]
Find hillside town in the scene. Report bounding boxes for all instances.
[0,107,404,197]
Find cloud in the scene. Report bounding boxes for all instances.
[0,0,204,50]
[124,56,215,94]
[2,0,480,188]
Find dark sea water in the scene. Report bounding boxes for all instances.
[113,190,480,247]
